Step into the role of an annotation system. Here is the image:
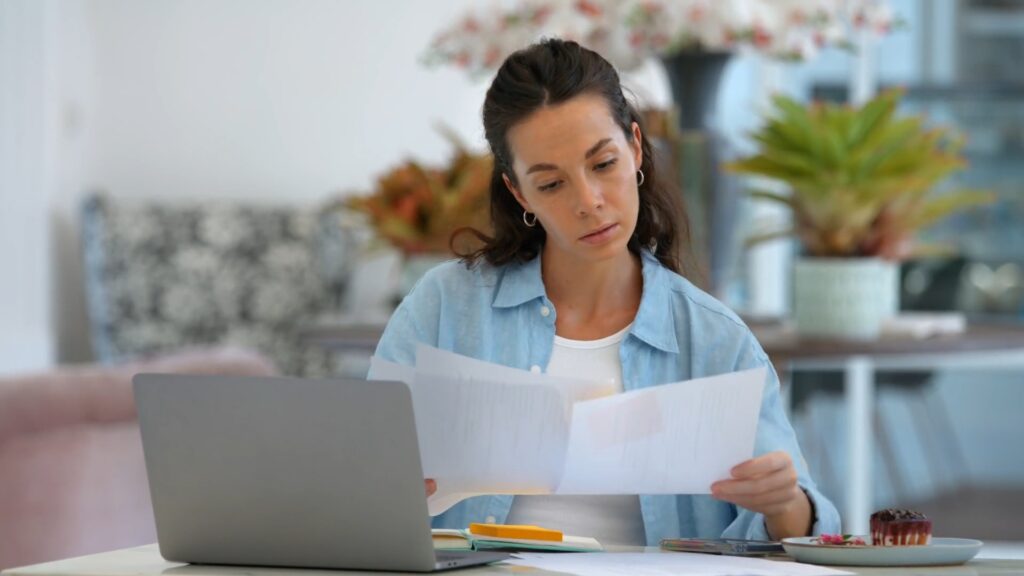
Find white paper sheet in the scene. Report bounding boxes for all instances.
[556,368,765,494]
[371,351,575,514]
[411,372,569,494]
[506,552,854,576]
[368,346,767,515]
[415,344,610,412]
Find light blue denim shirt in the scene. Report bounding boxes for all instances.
[373,249,841,545]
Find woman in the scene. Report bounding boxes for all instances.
[374,38,840,546]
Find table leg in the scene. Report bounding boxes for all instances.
[844,356,873,535]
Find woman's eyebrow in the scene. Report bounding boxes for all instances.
[525,138,614,175]
[526,162,558,175]
[584,138,613,159]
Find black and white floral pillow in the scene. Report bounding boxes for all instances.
[81,193,351,377]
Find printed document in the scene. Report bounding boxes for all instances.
[369,345,765,515]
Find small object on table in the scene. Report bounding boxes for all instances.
[782,536,982,567]
[659,538,785,556]
[881,312,967,339]
[434,525,602,553]
[870,508,933,546]
[814,534,868,546]
[469,523,563,542]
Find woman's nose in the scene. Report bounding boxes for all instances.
[575,178,604,216]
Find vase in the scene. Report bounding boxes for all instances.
[659,51,737,297]
[793,257,899,340]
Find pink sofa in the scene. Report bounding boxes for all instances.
[0,347,277,570]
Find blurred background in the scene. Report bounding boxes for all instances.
[2,0,1024,569]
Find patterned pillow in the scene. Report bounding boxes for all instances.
[81,193,353,377]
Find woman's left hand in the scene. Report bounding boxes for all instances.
[710,451,801,516]
[710,451,812,539]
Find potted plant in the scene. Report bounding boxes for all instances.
[726,88,993,339]
[342,131,492,298]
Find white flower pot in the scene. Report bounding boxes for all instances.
[793,258,899,340]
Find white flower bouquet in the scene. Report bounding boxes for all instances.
[425,0,898,77]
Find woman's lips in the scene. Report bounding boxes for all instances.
[579,223,619,244]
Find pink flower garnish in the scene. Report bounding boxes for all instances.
[817,534,866,546]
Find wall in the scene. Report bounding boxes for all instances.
[85,0,493,202]
[0,1,55,375]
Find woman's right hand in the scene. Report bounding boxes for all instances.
[425,478,437,496]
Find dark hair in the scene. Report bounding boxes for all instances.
[451,38,689,275]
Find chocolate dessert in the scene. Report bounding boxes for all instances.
[870,508,932,546]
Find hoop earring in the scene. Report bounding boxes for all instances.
[637,169,645,187]
[522,210,537,228]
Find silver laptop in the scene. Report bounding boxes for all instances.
[133,373,507,572]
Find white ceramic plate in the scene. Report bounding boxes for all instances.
[782,537,983,567]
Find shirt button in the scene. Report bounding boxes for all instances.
[485,515,496,524]
[530,365,542,374]
[540,305,551,317]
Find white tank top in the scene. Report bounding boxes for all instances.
[505,322,647,546]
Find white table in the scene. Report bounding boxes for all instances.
[6,544,1024,576]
